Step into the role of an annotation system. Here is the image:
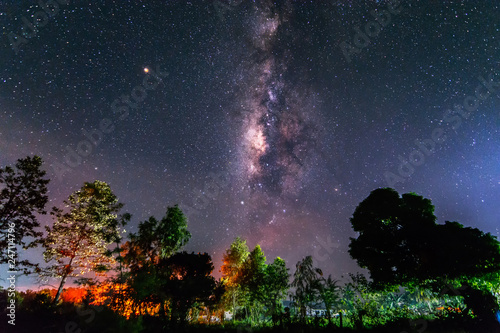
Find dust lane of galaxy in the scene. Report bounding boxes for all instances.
[228,0,333,252]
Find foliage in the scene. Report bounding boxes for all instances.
[204,278,226,324]
[340,273,381,328]
[123,205,191,271]
[221,237,250,317]
[0,155,50,270]
[221,237,250,282]
[41,180,125,303]
[159,251,216,325]
[261,257,290,324]
[349,188,500,286]
[3,168,500,333]
[219,240,291,326]
[291,255,323,322]
[100,212,131,312]
[316,274,340,326]
[116,205,191,319]
[348,187,500,327]
[240,244,267,323]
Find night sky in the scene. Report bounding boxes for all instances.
[1,0,499,288]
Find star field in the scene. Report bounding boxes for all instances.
[0,0,499,286]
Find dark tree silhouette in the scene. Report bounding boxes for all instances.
[0,155,49,271]
[349,187,500,329]
[121,205,191,318]
[204,278,226,324]
[291,256,322,322]
[159,251,216,326]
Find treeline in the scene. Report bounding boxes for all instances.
[1,156,500,333]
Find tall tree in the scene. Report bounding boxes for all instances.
[291,256,322,322]
[42,180,124,304]
[241,244,267,323]
[220,237,249,319]
[0,156,49,271]
[120,205,191,317]
[262,257,290,325]
[349,187,500,329]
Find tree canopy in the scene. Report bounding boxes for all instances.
[349,187,500,287]
[118,205,192,320]
[291,255,323,321]
[220,237,250,317]
[349,187,500,326]
[42,180,125,303]
[0,155,49,270]
[122,205,191,271]
[2,155,499,332]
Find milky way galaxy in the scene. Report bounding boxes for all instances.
[227,0,331,247]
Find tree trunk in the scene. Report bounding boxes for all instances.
[232,291,236,321]
[53,248,77,305]
[53,273,68,304]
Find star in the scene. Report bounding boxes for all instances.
[0,0,498,287]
